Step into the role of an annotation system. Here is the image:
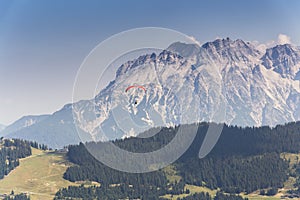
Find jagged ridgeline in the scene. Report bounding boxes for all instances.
[4,38,300,149]
[56,122,300,199]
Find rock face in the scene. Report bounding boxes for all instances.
[5,38,300,148]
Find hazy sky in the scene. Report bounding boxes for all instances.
[1,0,300,125]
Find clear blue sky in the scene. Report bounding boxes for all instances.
[0,0,300,125]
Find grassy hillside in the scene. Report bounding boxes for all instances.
[0,148,298,199]
[0,148,81,200]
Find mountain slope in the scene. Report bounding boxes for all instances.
[6,104,92,149]
[5,38,300,148]
[0,124,5,132]
[0,115,50,137]
[74,38,300,139]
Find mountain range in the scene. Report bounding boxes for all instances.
[0,115,49,137]
[2,38,300,148]
[0,124,6,132]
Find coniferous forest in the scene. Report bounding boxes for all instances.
[0,138,50,200]
[55,121,300,199]
[0,138,49,181]
[0,138,32,179]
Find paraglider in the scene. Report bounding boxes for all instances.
[125,85,146,106]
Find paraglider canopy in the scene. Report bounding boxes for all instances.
[125,85,146,93]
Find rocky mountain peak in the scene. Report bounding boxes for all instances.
[262,44,300,79]
[167,42,201,57]
[115,50,184,78]
[201,38,261,63]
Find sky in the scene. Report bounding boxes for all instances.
[0,0,300,125]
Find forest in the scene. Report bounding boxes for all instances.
[55,121,300,199]
[0,138,32,179]
[0,138,50,200]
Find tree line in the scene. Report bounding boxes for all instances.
[56,121,300,199]
[171,191,247,200]
[0,138,32,179]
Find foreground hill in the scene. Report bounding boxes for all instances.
[1,122,300,199]
[0,138,32,180]
[55,122,300,199]
[0,148,87,200]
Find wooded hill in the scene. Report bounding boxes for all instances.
[55,121,300,199]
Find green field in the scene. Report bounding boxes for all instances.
[162,184,281,200]
[0,148,81,200]
[163,165,182,184]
